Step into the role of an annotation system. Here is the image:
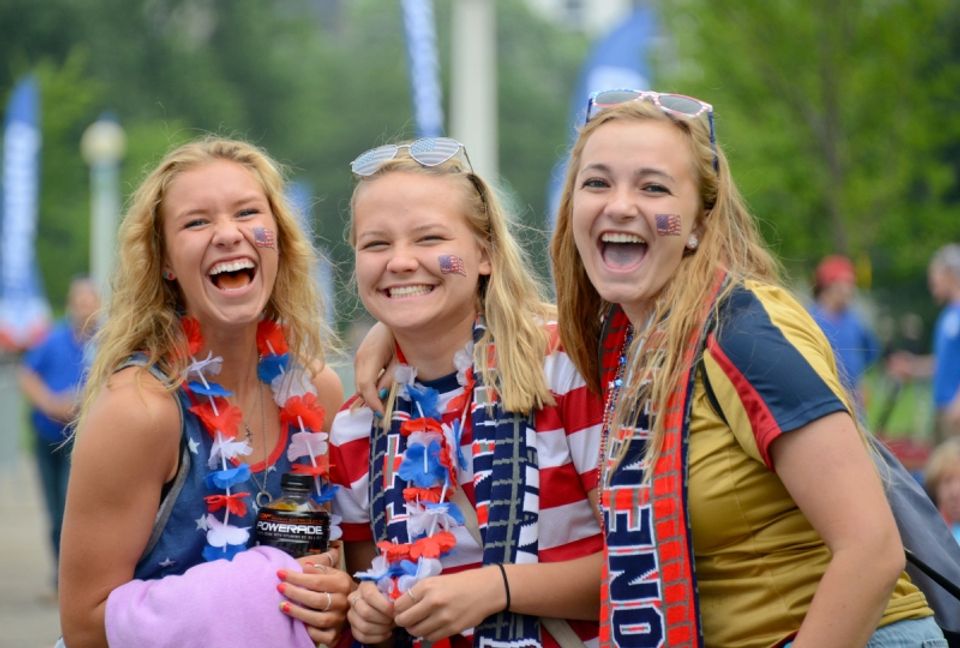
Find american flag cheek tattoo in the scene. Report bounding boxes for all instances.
[253,227,276,249]
[438,254,467,276]
[655,213,682,236]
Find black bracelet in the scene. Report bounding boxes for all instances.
[496,563,511,612]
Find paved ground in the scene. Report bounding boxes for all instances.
[0,454,62,648]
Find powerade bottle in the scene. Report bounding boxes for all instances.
[254,473,330,558]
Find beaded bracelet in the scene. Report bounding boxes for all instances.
[496,563,511,612]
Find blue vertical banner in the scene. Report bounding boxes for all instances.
[286,180,336,329]
[546,8,657,228]
[0,75,50,351]
[401,0,445,137]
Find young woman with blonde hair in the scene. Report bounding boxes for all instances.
[550,92,942,647]
[59,137,349,648]
[332,137,604,647]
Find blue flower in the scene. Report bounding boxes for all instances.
[425,500,465,525]
[188,381,232,397]
[398,559,420,576]
[310,482,339,505]
[205,464,252,490]
[449,419,467,470]
[407,384,441,419]
[397,440,446,488]
[257,353,289,383]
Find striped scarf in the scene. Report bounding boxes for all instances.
[598,272,726,648]
[369,319,544,648]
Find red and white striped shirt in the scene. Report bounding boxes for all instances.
[330,325,604,646]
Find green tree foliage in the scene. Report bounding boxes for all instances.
[652,0,960,328]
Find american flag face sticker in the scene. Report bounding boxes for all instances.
[253,227,276,249]
[655,214,682,236]
[438,254,466,276]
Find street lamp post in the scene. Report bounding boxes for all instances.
[80,115,125,297]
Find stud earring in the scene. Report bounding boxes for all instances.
[162,269,176,281]
[686,234,699,251]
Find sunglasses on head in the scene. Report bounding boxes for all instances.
[585,89,718,172]
[350,137,473,177]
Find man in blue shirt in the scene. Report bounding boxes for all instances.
[17,277,99,583]
[808,255,880,405]
[889,244,960,442]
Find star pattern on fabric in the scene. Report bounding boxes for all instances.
[188,437,200,454]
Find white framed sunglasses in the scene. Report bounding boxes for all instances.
[586,89,718,171]
[350,137,472,177]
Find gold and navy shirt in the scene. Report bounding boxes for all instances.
[692,280,931,647]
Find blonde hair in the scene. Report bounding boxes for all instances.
[550,100,780,471]
[926,438,960,505]
[81,136,335,418]
[348,148,555,415]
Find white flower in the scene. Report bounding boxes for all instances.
[287,431,329,462]
[208,437,253,468]
[185,352,223,380]
[407,501,462,536]
[204,514,250,548]
[271,368,317,404]
[328,514,343,542]
[453,341,473,386]
[397,558,442,593]
[394,363,418,399]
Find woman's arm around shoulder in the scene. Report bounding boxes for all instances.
[59,367,182,648]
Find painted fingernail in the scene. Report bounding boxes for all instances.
[277,583,287,594]
[373,410,383,419]
[280,601,291,614]
[378,388,389,399]
[277,570,287,581]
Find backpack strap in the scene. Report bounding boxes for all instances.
[116,356,190,561]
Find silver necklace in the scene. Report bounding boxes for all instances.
[244,382,275,510]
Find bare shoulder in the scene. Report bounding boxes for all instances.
[311,363,344,430]
[75,366,182,484]
[90,365,179,428]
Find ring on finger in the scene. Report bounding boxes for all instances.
[321,591,333,612]
[407,587,419,602]
[349,592,361,606]
[307,553,333,570]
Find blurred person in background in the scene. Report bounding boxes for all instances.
[924,438,960,545]
[808,255,880,408]
[888,244,960,442]
[17,276,100,594]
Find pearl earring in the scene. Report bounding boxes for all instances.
[686,234,699,250]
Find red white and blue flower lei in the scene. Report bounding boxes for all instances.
[355,343,473,598]
[180,316,341,561]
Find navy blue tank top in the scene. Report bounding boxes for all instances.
[128,358,294,580]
